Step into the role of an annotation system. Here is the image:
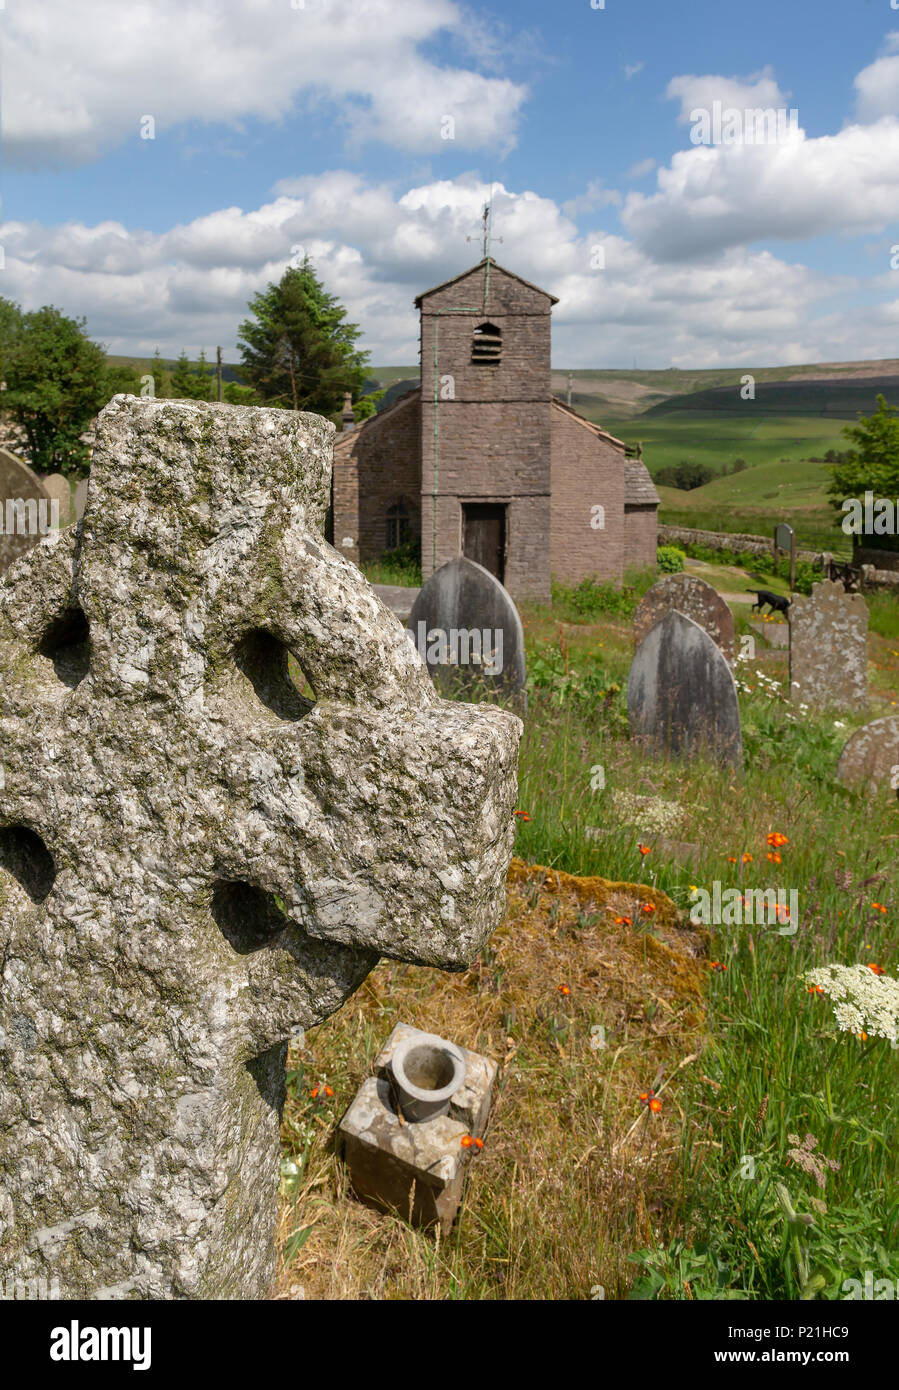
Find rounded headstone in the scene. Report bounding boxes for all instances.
[41,473,72,527]
[0,447,51,574]
[836,715,899,798]
[407,556,526,704]
[789,580,868,712]
[628,609,743,767]
[634,573,735,662]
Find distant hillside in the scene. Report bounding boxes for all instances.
[645,374,899,420]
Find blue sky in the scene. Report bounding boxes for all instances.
[3,0,899,368]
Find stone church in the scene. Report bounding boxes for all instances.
[332,258,659,600]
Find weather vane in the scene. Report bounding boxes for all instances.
[468,200,503,259]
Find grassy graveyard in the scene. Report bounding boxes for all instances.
[277,564,899,1300]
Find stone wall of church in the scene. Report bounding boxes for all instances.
[332,394,421,567]
[550,410,626,585]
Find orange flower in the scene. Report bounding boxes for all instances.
[766,832,789,848]
[727,856,737,863]
[742,853,753,864]
[473,1137,484,1151]
[807,985,824,995]
[641,902,656,915]
[867,963,886,976]
[514,809,531,822]
[856,1031,868,1042]
[767,851,782,864]
[558,983,571,996]
[310,1086,320,1099]
[871,902,887,914]
[709,961,727,972]
[648,1097,662,1113]
[460,1135,473,1148]
[638,844,651,857]
[639,1090,662,1112]
[614,915,632,926]
[324,1084,334,1097]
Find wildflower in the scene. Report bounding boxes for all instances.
[804,963,899,1044]
[727,856,737,863]
[558,983,571,996]
[807,984,824,995]
[514,809,531,822]
[641,902,656,915]
[614,915,632,926]
[867,963,886,976]
[709,961,727,972]
[460,1135,473,1148]
[766,832,789,848]
[310,1086,319,1099]
[833,721,846,729]
[639,1090,662,1112]
[786,1133,840,1189]
[688,884,698,893]
[473,1137,484,1151]
[767,851,782,864]
[638,843,651,857]
[871,902,887,914]
[742,853,753,864]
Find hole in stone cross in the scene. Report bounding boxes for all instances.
[37,606,90,689]
[0,826,57,904]
[211,879,291,955]
[232,629,314,721]
[402,1045,456,1092]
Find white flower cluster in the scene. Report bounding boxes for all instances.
[610,791,684,835]
[805,963,899,1043]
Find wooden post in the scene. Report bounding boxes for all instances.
[216,346,223,403]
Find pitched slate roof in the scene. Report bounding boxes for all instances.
[623,459,660,507]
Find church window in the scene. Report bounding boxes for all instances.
[471,322,502,364]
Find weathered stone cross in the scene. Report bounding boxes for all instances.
[0,398,520,1299]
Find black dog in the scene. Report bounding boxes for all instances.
[749,589,791,616]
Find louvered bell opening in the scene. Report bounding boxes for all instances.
[471,324,502,364]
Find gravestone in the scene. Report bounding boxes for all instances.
[407,556,526,705]
[789,579,868,711]
[836,715,899,798]
[633,572,735,662]
[628,610,743,767]
[0,447,52,574]
[0,396,522,1300]
[41,473,72,528]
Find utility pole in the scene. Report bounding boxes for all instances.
[216,346,223,403]
[567,371,573,408]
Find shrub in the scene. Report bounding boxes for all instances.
[657,545,686,574]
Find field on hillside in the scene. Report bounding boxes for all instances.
[278,571,899,1301]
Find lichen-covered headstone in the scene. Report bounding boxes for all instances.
[789,579,868,711]
[633,573,735,662]
[0,448,52,574]
[836,715,899,798]
[0,397,521,1299]
[407,557,526,706]
[628,610,743,768]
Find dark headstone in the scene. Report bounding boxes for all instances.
[407,556,526,705]
[634,573,735,662]
[0,448,52,574]
[628,610,743,767]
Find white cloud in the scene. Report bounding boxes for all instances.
[561,180,623,217]
[624,62,644,81]
[2,172,895,370]
[621,118,899,261]
[854,32,899,123]
[5,0,528,168]
[666,66,792,129]
[626,158,657,180]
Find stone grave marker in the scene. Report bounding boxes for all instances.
[407,556,526,706]
[628,610,743,767]
[0,447,52,574]
[633,572,735,662]
[0,396,522,1300]
[789,579,868,712]
[836,715,899,798]
[41,473,72,528]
